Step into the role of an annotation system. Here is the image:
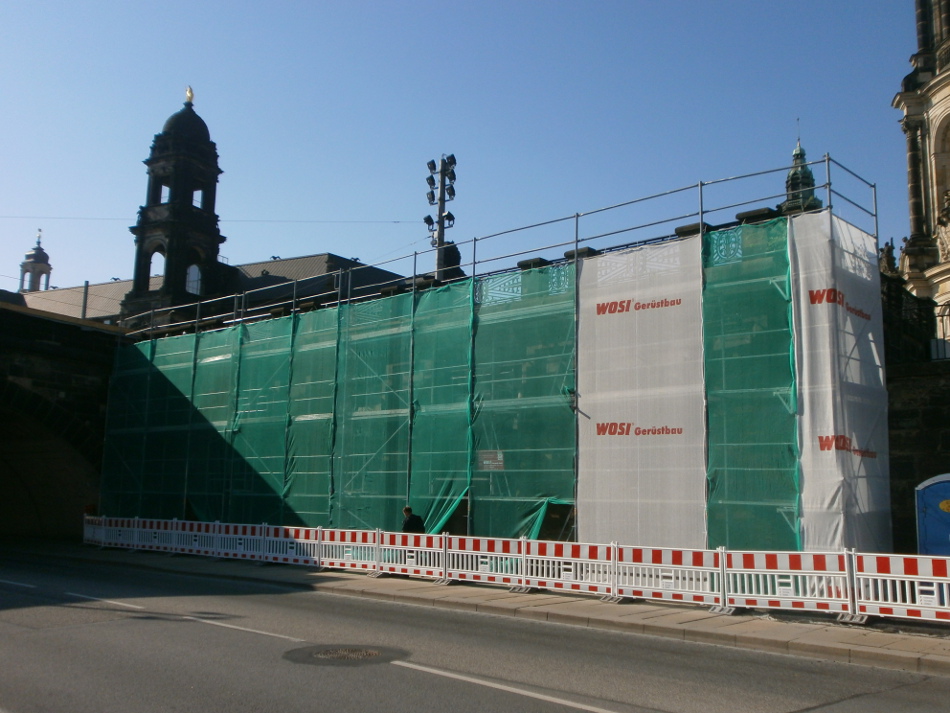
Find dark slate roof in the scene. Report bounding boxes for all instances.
[237,254,333,286]
[21,253,403,322]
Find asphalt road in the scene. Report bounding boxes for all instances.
[2,554,950,713]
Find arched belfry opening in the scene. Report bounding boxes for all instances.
[121,88,238,325]
[148,246,166,288]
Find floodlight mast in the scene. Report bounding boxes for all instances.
[424,154,456,281]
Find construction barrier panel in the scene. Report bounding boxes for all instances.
[724,550,852,613]
[176,520,219,557]
[378,531,445,578]
[262,526,322,566]
[318,528,377,571]
[445,536,524,588]
[855,554,950,622]
[216,523,267,561]
[615,546,722,606]
[522,540,614,597]
[131,518,179,553]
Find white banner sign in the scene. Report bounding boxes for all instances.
[576,238,707,547]
[789,211,891,552]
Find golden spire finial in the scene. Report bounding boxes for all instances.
[185,86,194,103]
[36,228,42,246]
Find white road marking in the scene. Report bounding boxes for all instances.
[65,592,145,609]
[183,616,305,642]
[0,579,36,588]
[59,589,304,643]
[392,660,623,713]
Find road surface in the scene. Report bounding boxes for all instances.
[1,553,949,713]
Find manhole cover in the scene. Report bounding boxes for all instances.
[317,648,379,661]
[284,644,406,667]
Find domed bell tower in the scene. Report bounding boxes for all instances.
[121,88,237,323]
[778,140,823,215]
[19,229,52,292]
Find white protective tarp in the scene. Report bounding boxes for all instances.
[576,238,707,548]
[789,211,892,552]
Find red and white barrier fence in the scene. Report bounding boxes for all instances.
[523,541,615,596]
[445,536,523,587]
[82,516,950,626]
[378,531,445,578]
[854,554,950,622]
[725,551,851,614]
[616,546,723,606]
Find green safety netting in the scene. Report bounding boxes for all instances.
[100,264,577,538]
[471,266,577,538]
[703,218,801,551]
[187,328,242,522]
[408,281,474,533]
[332,293,413,531]
[100,340,153,517]
[285,309,338,525]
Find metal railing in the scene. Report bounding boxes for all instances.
[121,155,877,339]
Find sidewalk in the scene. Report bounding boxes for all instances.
[7,540,950,676]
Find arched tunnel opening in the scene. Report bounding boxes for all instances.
[0,304,120,540]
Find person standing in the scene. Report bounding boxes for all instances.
[401,506,426,533]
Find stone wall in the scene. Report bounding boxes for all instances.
[0,305,121,539]
[887,359,950,553]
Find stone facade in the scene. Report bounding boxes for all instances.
[892,0,950,335]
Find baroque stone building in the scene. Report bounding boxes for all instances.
[892,0,950,334]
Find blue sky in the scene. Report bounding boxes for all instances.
[0,1,916,293]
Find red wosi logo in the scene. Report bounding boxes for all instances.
[596,301,632,315]
[808,288,845,305]
[808,288,872,321]
[818,435,852,451]
[817,434,877,458]
[596,422,632,436]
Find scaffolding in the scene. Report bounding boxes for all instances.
[102,156,889,549]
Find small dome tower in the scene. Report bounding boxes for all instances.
[19,229,52,292]
[778,141,823,215]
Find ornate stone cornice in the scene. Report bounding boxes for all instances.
[901,115,926,135]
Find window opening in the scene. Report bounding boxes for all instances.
[186,263,202,295]
[149,251,166,287]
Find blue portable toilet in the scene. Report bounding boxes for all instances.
[917,474,950,555]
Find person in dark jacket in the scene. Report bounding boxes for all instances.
[401,506,426,533]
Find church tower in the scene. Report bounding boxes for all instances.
[19,230,52,292]
[892,0,950,311]
[778,141,823,216]
[121,88,237,323]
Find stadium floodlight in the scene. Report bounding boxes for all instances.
[421,154,457,281]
